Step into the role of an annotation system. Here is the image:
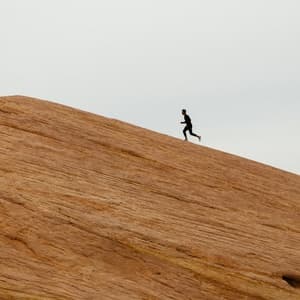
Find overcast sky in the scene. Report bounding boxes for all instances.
[1,1,299,174]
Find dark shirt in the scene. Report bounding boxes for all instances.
[184,114,192,127]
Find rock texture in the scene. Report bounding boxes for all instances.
[0,96,300,300]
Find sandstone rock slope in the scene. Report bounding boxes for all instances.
[0,96,300,300]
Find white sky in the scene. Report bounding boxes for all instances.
[1,1,299,174]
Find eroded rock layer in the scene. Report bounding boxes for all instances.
[0,96,300,300]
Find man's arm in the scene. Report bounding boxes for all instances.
[181,115,188,124]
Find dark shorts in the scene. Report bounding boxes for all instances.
[184,125,193,133]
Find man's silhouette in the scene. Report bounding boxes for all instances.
[181,109,201,142]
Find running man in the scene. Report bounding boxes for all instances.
[181,109,201,142]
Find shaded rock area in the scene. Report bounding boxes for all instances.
[0,96,300,299]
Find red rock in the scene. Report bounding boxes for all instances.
[0,96,299,299]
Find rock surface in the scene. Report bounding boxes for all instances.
[0,96,300,300]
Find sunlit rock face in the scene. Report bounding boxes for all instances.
[0,96,300,300]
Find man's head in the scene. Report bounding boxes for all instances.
[182,109,187,115]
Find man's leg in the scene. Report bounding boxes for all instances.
[189,127,201,142]
[183,126,188,141]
